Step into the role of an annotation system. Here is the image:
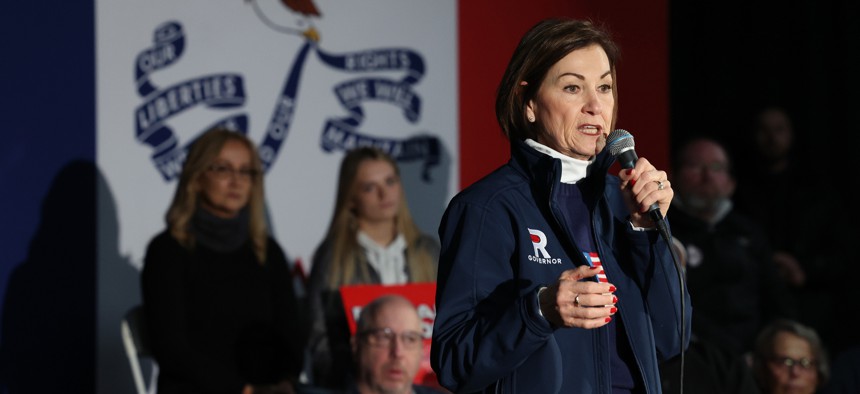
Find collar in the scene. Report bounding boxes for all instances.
[190,207,249,252]
[509,138,614,189]
[357,231,408,284]
[357,231,406,254]
[525,139,592,184]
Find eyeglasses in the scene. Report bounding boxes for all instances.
[207,164,258,181]
[359,327,423,350]
[769,356,817,371]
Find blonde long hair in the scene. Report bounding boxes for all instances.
[165,127,268,263]
[323,147,436,288]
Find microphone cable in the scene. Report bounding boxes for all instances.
[656,223,687,394]
[606,129,687,393]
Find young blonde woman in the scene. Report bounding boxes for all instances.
[142,128,303,394]
[304,146,438,390]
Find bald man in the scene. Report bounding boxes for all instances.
[350,295,445,394]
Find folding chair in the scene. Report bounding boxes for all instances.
[121,304,159,394]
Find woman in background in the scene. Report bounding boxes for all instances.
[142,127,303,394]
[752,319,830,394]
[304,146,438,390]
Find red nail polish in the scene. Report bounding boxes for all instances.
[590,265,600,270]
[609,286,616,292]
[610,307,617,313]
[605,317,612,323]
[626,169,633,175]
[630,179,636,186]
[612,296,618,303]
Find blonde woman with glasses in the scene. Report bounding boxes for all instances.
[142,127,304,394]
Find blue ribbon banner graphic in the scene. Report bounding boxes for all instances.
[315,47,440,182]
[134,21,249,180]
[133,21,440,183]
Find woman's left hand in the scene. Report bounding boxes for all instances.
[617,157,672,228]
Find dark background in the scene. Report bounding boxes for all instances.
[669,0,860,364]
[669,0,860,174]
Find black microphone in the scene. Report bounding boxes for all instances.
[606,129,665,227]
[608,130,687,385]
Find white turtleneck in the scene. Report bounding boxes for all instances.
[357,231,408,284]
[525,139,592,184]
[525,139,653,231]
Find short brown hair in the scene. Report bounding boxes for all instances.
[495,18,620,141]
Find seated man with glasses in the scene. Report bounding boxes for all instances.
[350,294,446,394]
[751,318,830,394]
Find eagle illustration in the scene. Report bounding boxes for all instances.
[281,0,321,17]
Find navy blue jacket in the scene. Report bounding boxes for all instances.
[431,139,692,393]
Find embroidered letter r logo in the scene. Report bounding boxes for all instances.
[528,228,551,258]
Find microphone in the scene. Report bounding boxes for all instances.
[606,129,665,226]
[608,129,687,379]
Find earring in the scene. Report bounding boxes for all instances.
[527,114,535,122]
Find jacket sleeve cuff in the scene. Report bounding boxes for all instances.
[628,220,656,232]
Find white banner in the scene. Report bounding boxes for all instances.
[97,0,458,274]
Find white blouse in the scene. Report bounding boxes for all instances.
[357,231,408,284]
